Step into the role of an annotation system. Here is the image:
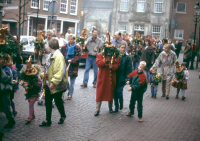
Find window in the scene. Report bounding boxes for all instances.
[118,24,127,33]
[174,30,184,39]
[120,0,129,12]
[137,0,145,12]
[43,0,51,10]
[154,0,163,13]
[177,3,186,13]
[60,0,68,13]
[57,22,61,34]
[152,25,161,37]
[3,0,12,4]
[31,0,40,9]
[70,0,78,15]
[134,25,144,31]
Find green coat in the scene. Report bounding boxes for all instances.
[41,50,68,94]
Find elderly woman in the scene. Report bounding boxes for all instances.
[151,44,177,100]
[39,39,68,127]
[42,30,53,65]
[56,32,65,50]
[183,42,192,69]
[139,38,155,81]
[61,35,81,100]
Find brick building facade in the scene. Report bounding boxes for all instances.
[170,0,199,45]
[2,0,82,36]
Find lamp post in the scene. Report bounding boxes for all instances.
[164,19,168,38]
[191,2,200,70]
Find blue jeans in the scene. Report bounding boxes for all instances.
[114,85,124,110]
[134,61,139,71]
[129,92,143,118]
[83,55,98,84]
[69,76,76,96]
[151,86,158,96]
[144,70,151,81]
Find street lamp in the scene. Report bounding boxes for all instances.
[191,2,200,69]
[164,19,168,38]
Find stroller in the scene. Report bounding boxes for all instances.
[37,89,56,108]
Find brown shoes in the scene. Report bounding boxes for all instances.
[80,83,87,88]
[126,112,134,116]
[139,118,143,122]
[93,84,96,88]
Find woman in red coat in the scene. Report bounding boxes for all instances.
[94,53,120,116]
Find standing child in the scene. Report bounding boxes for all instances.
[7,57,19,117]
[172,62,189,100]
[19,57,42,124]
[149,67,162,99]
[126,61,147,122]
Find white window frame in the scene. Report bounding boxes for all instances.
[152,25,161,37]
[118,24,127,33]
[31,0,40,9]
[60,0,68,14]
[154,0,163,13]
[137,0,146,12]
[174,30,184,39]
[120,0,129,12]
[176,3,186,13]
[70,0,78,15]
[134,24,145,31]
[43,0,51,11]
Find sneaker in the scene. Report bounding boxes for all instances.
[154,95,157,99]
[80,83,87,88]
[182,96,185,101]
[151,95,154,98]
[4,120,16,129]
[126,112,134,116]
[139,118,143,122]
[166,96,169,100]
[175,95,178,99]
[94,111,100,116]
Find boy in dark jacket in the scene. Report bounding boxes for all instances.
[126,61,147,122]
[0,55,16,128]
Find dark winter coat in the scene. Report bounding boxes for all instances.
[139,46,155,71]
[116,54,132,86]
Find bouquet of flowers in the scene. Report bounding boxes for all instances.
[154,73,162,83]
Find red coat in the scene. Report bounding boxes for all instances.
[96,53,120,102]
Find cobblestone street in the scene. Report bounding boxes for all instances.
[0,54,200,141]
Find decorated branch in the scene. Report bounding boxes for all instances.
[0,27,21,60]
[76,27,87,50]
[33,31,46,56]
[131,32,143,45]
[172,61,184,83]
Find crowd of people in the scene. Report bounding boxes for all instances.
[0,22,197,136]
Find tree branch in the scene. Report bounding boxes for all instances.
[21,0,31,8]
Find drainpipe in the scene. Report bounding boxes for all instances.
[170,0,175,39]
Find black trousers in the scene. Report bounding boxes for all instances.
[45,86,66,123]
[129,92,144,118]
[0,91,14,122]
[183,58,190,69]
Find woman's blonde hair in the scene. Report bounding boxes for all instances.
[164,44,171,50]
[46,30,53,36]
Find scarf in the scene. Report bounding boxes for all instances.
[66,43,76,59]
